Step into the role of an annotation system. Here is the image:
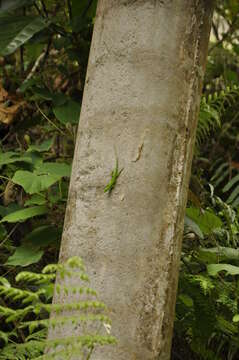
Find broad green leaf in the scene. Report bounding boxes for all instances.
[53,100,81,125]
[207,263,239,276]
[27,138,54,153]
[197,246,218,264]
[26,152,43,166]
[198,247,239,263]
[25,42,45,62]
[19,77,38,93]
[1,206,48,223]
[6,245,44,267]
[0,206,7,217]
[0,151,16,166]
[30,87,68,106]
[186,207,222,235]
[23,225,61,247]
[178,294,193,308]
[0,14,50,56]
[0,203,21,217]
[184,216,204,239]
[48,191,62,205]
[35,162,71,177]
[0,151,32,167]
[31,87,54,100]
[25,194,47,206]
[12,170,60,194]
[0,224,7,241]
[232,314,239,323]
[52,93,68,107]
[0,0,34,13]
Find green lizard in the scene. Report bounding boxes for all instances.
[104,157,123,194]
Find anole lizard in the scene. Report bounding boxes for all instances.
[104,157,123,194]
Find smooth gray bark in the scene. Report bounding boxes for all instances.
[53,1,214,359]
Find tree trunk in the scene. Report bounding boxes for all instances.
[53,1,214,359]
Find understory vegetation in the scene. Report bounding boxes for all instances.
[0,0,238,359]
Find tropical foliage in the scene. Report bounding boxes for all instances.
[173,2,239,358]
[0,0,239,359]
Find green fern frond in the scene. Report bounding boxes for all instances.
[0,335,116,360]
[38,334,116,352]
[217,316,238,336]
[33,334,116,360]
[0,257,116,359]
[196,85,239,148]
[0,305,16,318]
[191,340,219,360]
[189,274,215,295]
[42,257,85,275]
[222,172,239,207]
[207,85,239,110]
[4,305,36,323]
[210,161,229,187]
[16,272,56,284]
[196,98,221,147]
[0,285,39,304]
[180,274,217,342]
[55,284,97,297]
[40,300,106,314]
[21,314,111,331]
[0,340,44,360]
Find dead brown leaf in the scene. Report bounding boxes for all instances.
[0,84,8,102]
[0,81,25,125]
[0,101,25,125]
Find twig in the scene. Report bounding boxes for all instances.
[132,142,144,162]
[1,131,11,143]
[41,38,52,68]
[40,0,48,18]
[82,0,94,18]
[20,52,44,87]
[18,39,52,92]
[16,133,23,150]
[20,46,24,77]
[209,17,239,53]
[35,103,65,135]
[0,175,11,181]
[211,21,219,41]
[34,2,44,17]
[86,347,94,360]
[0,223,19,248]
